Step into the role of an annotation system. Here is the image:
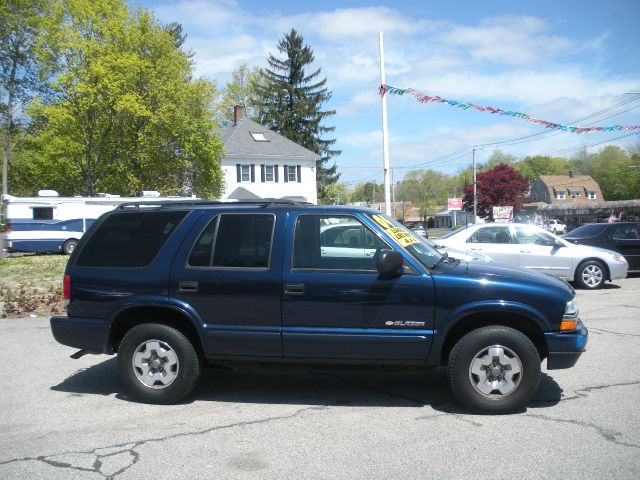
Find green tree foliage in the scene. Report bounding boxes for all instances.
[462,164,529,221]
[396,169,449,221]
[593,146,639,200]
[11,0,223,197]
[216,63,263,125]
[351,181,382,204]
[514,155,569,181]
[1,0,54,196]
[483,150,517,170]
[255,29,340,200]
[567,145,635,200]
[321,182,351,205]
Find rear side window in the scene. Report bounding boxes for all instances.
[76,211,186,267]
[188,214,274,268]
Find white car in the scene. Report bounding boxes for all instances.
[437,223,628,289]
[544,219,567,235]
[320,222,492,263]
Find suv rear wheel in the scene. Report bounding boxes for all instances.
[448,326,541,414]
[117,323,200,404]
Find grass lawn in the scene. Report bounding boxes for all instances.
[0,255,68,318]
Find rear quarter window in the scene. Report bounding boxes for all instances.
[75,211,187,267]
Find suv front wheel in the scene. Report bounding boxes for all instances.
[117,323,201,404]
[447,326,541,414]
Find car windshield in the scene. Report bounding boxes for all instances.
[368,214,443,268]
[565,224,608,238]
[439,227,467,239]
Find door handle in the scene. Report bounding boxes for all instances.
[178,281,199,292]
[519,250,531,253]
[284,283,305,295]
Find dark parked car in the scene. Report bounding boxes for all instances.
[50,200,587,414]
[563,222,640,272]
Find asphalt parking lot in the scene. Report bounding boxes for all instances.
[1,276,639,479]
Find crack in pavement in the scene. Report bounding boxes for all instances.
[3,377,637,477]
[588,327,640,338]
[531,379,640,405]
[0,403,330,479]
[526,414,640,449]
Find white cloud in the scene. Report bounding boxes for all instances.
[269,7,428,41]
[151,0,243,30]
[438,16,573,66]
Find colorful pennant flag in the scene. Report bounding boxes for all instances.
[379,84,640,133]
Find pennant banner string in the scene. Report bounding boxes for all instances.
[379,84,640,133]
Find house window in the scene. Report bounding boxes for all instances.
[261,165,277,183]
[283,165,301,183]
[236,164,255,183]
[571,191,582,198]
[265,165,275,182]
[556,191,566,200]
[241,165,251,182]
[588,191,597,199]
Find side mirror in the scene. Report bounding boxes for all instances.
[376,249,404,277]
[554,240,565,248]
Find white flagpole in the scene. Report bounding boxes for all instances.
[379,32,391,216]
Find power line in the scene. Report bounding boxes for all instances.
[542,131,639,156]
[473,95,640,149]
[339,95,640,185]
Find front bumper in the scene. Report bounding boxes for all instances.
[50,316,111,354]
[545,321,588,370]
[608,260,628,281]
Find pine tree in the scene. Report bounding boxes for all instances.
[256,29,340,200]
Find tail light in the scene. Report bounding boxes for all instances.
[63,274,71,305]
[5,224,11,234]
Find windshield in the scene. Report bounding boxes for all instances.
[368,214,443,268]
[439,227,467,239]
[564,224,607,238]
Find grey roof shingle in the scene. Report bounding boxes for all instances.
[218,116,319,160]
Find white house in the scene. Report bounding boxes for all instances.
[218,106,319,204]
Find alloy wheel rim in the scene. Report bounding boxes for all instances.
[468,345,523,399]
[582,265,603,287]
[132,339,179,389]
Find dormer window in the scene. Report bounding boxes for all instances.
[556,191,566,200]
[250,132,269,142]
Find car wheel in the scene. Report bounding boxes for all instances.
[62,239,78,255]
[117,323,200,404]
[575,260,606,289]
[448,326,541,414]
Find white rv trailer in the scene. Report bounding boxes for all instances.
[2,191,194,254]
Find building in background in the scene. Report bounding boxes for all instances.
[530,173,603,205]
[218,106,319,204]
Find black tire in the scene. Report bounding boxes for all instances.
[117,323,200,404]
[447,326,541,414]
[62,239,78,255]
[574,260,606,289]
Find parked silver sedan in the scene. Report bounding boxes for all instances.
[436,223,628,289]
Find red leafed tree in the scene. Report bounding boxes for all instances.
[463,164,530,221]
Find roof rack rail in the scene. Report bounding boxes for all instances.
[115,198,311,210]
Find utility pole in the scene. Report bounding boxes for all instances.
[472,148,477,224]
[379,31,391,216]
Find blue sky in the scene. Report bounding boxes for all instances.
[136,0,640,186]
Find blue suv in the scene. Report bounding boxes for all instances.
[50,200,587,413]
